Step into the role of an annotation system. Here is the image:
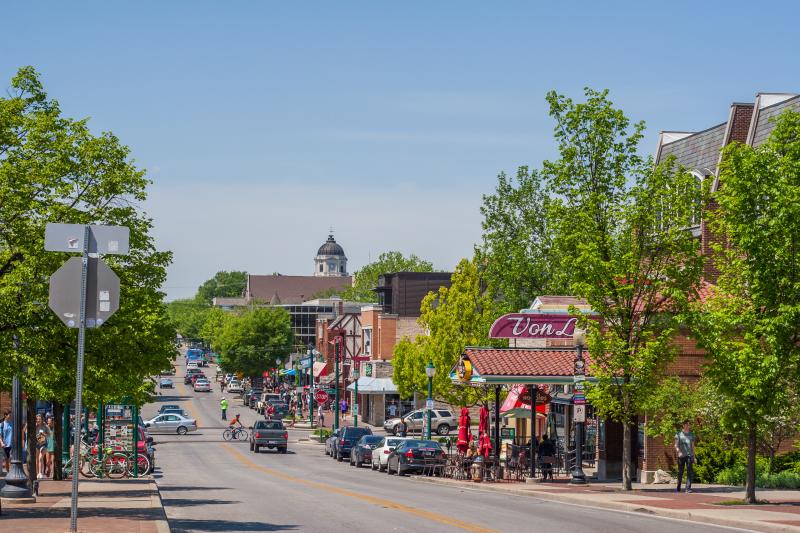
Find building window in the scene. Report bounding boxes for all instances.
[363,328,372,356]
[340,265,344,273]
[319,264,323,272]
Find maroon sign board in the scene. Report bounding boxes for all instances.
[489,313,581,339]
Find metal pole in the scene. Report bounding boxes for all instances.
[571,343,587,484]
[69,225,90,533]
[132,404,139,478]
[334,339,340,431]
[530,385,537,479]
[494,386,501,468]
[97,402,104,478]
[354,371,359,429]
[62,404,70,465]
[0,372,31,498]
[426,374,432,440]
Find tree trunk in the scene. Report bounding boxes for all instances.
[25,397,36,487]
[53,402,63,481]
[746,425,757,504]
[622,422,632,490]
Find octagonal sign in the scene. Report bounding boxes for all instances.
[48,257,120,328]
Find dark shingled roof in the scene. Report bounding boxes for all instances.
[317,235,345,257]
[247,275,352,305]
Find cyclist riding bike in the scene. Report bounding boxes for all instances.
[228,413,243,428]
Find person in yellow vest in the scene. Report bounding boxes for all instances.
[220,397,229,420]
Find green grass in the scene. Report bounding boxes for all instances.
[714,499,769,506]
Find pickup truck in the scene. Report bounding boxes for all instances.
[249,420,288,454]
[257,393,281,414]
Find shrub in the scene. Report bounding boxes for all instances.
[715,462,800,489]
[693,440,745,483]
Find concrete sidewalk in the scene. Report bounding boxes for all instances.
[412,475,800,532]
[0,478,170,532]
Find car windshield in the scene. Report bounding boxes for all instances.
[254,421,283,430]
[403,440,442,450]
[361,436,383,446]
[386,438,405,447]
[344,428,371,439]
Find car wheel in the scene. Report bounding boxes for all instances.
[254,444,260,453]
[355,457,362,468]
[437,424,451,436]
[337,453,343,462]
[389,427,397,436]
[380,462,386,472]
[249,441,254,451]
[280,447,287,454]
[397,465,406,477]
[177,426,188,435]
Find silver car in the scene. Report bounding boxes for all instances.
[384,409,457,436]
[145,413,197,435]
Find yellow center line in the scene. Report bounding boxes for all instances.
[175,372,203,426]
[219,443,498,533]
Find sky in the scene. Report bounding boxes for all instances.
[3,2,799,300]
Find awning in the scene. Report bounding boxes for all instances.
[279,368,297,377]
[500,384,548,414]
[313,362,329,378]
[346,377,397,394]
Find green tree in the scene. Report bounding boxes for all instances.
[166,299,210,340]
[545,88,706,490]
[0,66,176,407]
[392,258,505,406]
[195,270,247,305]
[217,307,293,376]
[341,251,434,301]
[477,166,566,312]
[199,306,231,352]
[686,111,800,503]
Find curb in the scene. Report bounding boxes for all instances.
[150,479,172,533]
[410,476,797,533]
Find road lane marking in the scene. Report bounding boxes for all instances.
[176,371,203,425]
[220,443,497,533]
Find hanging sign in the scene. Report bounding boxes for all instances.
[574,404,586,423]
[489,313,581,339]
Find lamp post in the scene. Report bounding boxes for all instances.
[425,360,436,440]
[0,352,32,498]
[571,327,587,484]
[352,365,359,428]
[334,338,340,432]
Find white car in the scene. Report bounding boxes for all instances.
[144,413,198,435]
[227,380,244,394]
[371,436,409,471]
[186,361,199,370]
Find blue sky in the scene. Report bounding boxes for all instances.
[3,2,799,300]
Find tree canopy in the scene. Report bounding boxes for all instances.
[328,251,434,302]
[195,270,247,305]
[216,307,293,376]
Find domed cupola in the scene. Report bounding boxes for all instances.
[314,234,348,277]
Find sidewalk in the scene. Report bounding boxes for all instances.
[0,478,170,532]
[412,475,800,532]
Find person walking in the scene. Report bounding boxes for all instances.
[317,403,325,427]
[220,397,229,421]
[266,403,276,421]
[674,420,696,493]
[34,414,49,479]
[1,411,13,474]
[538,435,556,481]
[396,417,408,438]
[46,415,55,479]
[388,400,397,419]
[340,399,348,422]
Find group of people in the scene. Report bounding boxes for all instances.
[0,410,56,480]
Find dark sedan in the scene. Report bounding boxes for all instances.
[246,388,263,409]
[349,435,383,467]
[387,439,447,476]
[332,426,372,462]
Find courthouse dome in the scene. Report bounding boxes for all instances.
[317,235,345,256]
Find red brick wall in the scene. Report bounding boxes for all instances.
[0,391,10,415]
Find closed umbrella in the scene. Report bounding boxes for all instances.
[456,407,471,454]
[478,406,492,458]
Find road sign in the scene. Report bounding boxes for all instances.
[573,395,586,405]
[45,223,130,255]
[574,404,586,423]
[315,390,329,404]
[48,257,120,328]
[426,399,434,409]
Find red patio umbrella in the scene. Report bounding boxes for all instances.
[456,407,471,454]
[478,405,492,458]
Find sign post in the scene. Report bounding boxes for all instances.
[45,223,128,533]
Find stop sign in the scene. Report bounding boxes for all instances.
[315,390,329,404]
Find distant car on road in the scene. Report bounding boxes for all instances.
[257,393,281,414]
[350,435,383,467]
[371,436,409,471]
[159,378,174,389]
[227,380,244,394]
[387,439,447,476]
[144,413,197,435]
[159,407,188,418]
[186,361,199,370]
[245,388,263,409]
[193,379,212,392]
[184,368,204,384]
[158,404,182,414]
[332,426,372,462]
[249,420,288,454]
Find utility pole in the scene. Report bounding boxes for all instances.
[334,338,340,432]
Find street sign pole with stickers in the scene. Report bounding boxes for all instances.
[45,223,129,533]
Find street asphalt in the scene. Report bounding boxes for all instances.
[144,362,749,533]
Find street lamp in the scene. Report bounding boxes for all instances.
[352,365,359,428]
[0,359,31,499]
[425,360,436,439]
[571,327,587,484]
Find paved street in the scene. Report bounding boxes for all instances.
[145,365,745,533]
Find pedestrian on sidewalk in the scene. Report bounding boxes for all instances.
[1,411,13,474]
[674,420,696,493]
[220,397,229,420]
[34,414,49,479]
[340,399,348,421]
[317,404,324,427]
[46,415,55,479]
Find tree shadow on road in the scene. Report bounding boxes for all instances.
[161,498,240,507]
[169,518,298,532]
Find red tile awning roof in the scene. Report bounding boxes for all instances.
[454,347,594,385]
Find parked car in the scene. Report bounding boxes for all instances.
[257,393,281,414]
[159,378,174,389]
[227,380,244,394]
[249,420,288,453]
[325,429,341,456]
[245,388,263,409]
[350,435,383,467]
[387,439,447,476]
[193,379,212,392]
[144,413,198,435]
[161,368,175,376]
[266,401,288,420]
[332,426,373,462]
[159,407,188,418]
[384,409,457,436]
[184,368,204,384]
[158,404,182,414]
[371,436,409,471]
